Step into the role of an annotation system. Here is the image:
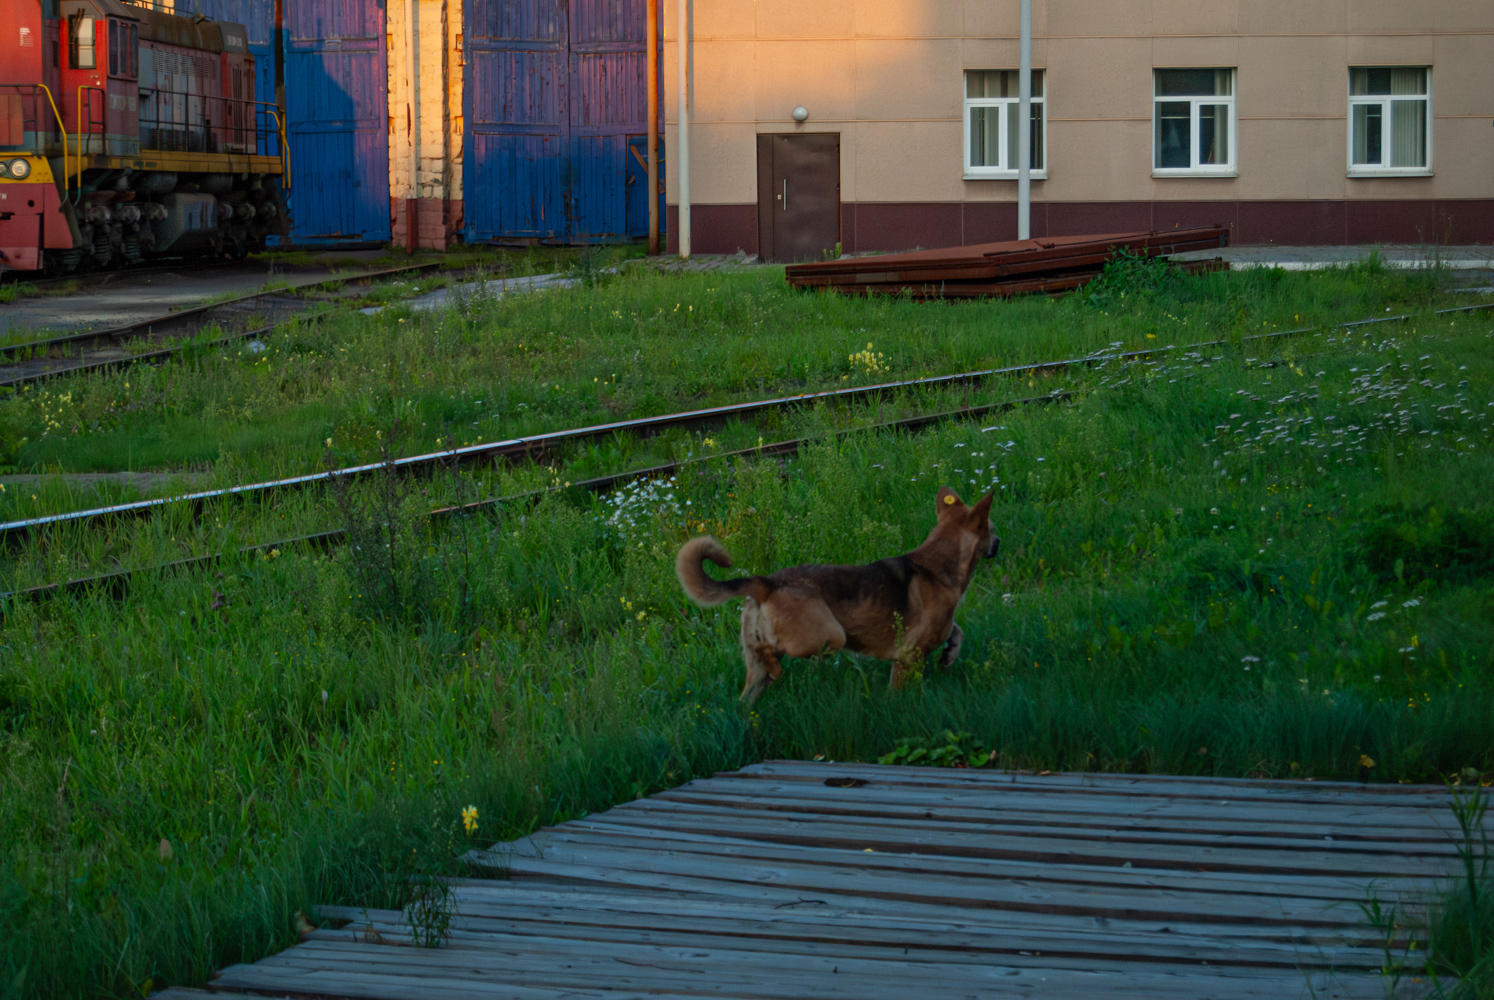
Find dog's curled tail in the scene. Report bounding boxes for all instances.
[676,536,770,607]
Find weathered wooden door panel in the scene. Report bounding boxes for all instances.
[283,0,389,241]
[757,133,841,263]
[464,0,566,241]
[466,0,655,243]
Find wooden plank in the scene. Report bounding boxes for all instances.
[299,917,1391,980]
[662,775,1468,834]
[578,801,1457,877]
[423,894,1397,970]
[497,840,1384,925]
[452,877,1401,947]
[492,851,1374,928]
[741,759,1454,795]
[214,960,710,1000]
[734,762,1462,807]
[501,825,1436,902]
[734,761,1462,802]
[647,787,1467,851]
[255,935,1393,1000]
[597,795,1460,871]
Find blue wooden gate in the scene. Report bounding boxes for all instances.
[465,0,659,243]
[282,0,390,242]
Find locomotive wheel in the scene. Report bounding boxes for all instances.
[41,250,71,278]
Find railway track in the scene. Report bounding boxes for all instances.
[2,257,310,293]
[1,296,1488,608]
[0,261,445,387]
[3,298,1489,542]
[2,389,1073,605]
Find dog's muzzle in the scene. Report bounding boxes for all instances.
[985,535,1001,559]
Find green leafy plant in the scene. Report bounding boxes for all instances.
[878,729,995,768]
[405,877,454,948]
[1085,247,1185,309]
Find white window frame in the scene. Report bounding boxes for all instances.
[1152,68,1237,178]
[1347,67,1433,178]
[962,70,1047,181]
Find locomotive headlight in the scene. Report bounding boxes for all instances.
[4,158,30,179]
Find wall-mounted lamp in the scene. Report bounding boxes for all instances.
[792,106,809,123]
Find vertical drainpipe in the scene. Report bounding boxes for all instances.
[1017,0,1031,241]
[675,0,691,258]
[646,0,659,255]
[406,0,421,252]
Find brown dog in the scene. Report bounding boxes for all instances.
[676,487,999,701]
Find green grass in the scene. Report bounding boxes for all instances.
[0,282,39,305]
[0,258,1471,500]
[1,261,1493,998]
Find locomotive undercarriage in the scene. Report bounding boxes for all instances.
[45,167,287,276]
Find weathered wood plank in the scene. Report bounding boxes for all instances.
[404,895,1400,970]
[250,935,1396,1000]
[678,778,1469,832]
[214,959,711,1000]
[645,788,1467,853]
[502,824,1435,902]
[578,801,1456,877]
[732,759,1458,807]
[452,876,1399,948]
[491,851,1376,928]
[298,917,1393,983]
[660,777,1469,835]
[741,765,1452,795]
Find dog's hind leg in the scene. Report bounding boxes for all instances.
[739,598,780,703]
[937,622,964,670]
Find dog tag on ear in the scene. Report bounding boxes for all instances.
[943,495,956,505]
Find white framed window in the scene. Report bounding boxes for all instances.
[964,70,1046,180]
[1348,67,1432,176]
[1153,68,1236,176]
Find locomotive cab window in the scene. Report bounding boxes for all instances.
[69,13,97,70]
[106,21,139,78]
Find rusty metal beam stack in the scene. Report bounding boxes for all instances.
[783,227,1230,299]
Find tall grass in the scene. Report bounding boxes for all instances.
[0,265,1491,998]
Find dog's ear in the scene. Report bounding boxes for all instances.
[936,487,964,514]
[970,492,994,522]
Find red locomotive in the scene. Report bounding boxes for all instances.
[0,0,286,274]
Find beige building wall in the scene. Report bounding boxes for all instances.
[387,0,465,248]
[663,0,1494,249]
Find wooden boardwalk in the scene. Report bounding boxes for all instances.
[163,761,1479,1000]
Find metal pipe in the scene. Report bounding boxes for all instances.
[1017,0,1032,240]
[34,84,69,206]
[405,0,421,252]
[646,0,659,255]
[675,0,691,258]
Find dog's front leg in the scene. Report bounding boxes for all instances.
[937,622,963,670]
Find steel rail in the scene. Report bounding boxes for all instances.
[0,261,444,368]
[0,311,339,390]
[0,390,1072,606]
[1,298,1490,543]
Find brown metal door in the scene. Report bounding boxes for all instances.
[757,133,840,263]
